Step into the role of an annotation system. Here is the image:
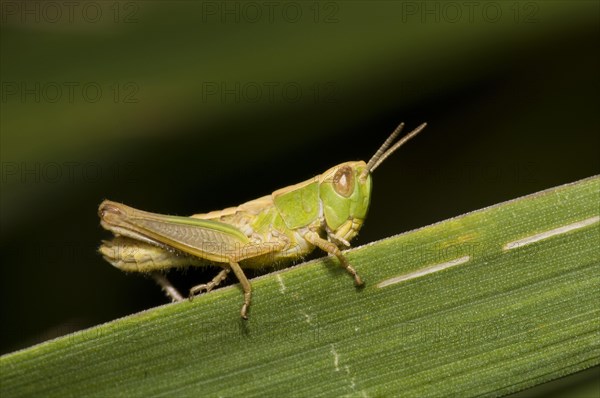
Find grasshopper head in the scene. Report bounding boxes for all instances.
[319,122,427,243]
[319,161,372,243]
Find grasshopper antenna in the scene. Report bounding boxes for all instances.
[361,121,427,180]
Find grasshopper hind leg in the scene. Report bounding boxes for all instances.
[151,272,185,302]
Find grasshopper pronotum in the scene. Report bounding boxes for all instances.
[99,122,426,319]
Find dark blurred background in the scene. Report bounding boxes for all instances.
[1,1,598,392]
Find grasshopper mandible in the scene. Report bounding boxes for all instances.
[99,122,426,319]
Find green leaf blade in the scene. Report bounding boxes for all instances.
[1,177,599,397]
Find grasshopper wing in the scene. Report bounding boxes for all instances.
[99,200,250,263]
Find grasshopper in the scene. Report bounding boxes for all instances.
[99,122,426,319]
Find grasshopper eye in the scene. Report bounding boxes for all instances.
[333,166,354,197]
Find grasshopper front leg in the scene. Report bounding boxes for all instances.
[304,231,364,286]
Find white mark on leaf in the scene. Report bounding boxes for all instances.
[329,345,363,393]
[330,344,340,372]
[276,274,286,294]
[301,311,312,324]
[377,256,470,288]
[503,216,599,250]
[345,365,356,390]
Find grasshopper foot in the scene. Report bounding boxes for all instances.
[240,303,249,320]
[354,273,364,287]
[240,289,251,320]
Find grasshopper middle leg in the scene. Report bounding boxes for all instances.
[229,261,252,320]
[189,267,231,298]
[188,262,252,320]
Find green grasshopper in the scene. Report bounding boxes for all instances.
[99,122,426,319]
